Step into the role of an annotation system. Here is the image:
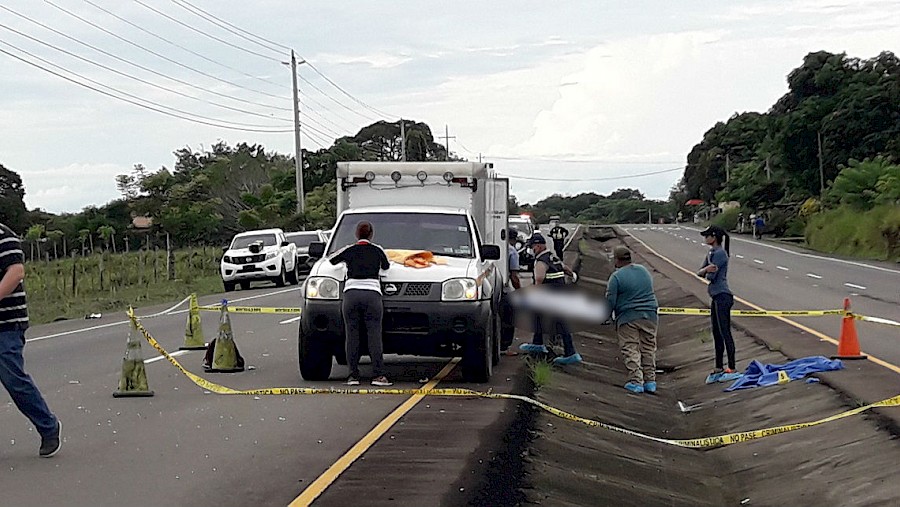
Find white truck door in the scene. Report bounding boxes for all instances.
[486,177,510,285]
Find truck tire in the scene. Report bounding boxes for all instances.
[462,327,493,383]
[491,311,501,366]
[298,329,333,381]
[240,280,251,291]
[287,263,299,285]
[223,280,235,292]
[274,263,287,287]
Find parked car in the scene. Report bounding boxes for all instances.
[221,228,298,291]
[285,230,327,275]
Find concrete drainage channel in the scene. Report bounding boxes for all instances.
[473,226,900,506]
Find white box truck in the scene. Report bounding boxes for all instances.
[300,162,510,382]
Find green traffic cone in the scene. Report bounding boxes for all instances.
[204,300,245,373]
[114,313,155,397]
[180,293,207,350]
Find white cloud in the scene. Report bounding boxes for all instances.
[315,52,414,69]
[23,163,126,213]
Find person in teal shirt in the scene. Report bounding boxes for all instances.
[605,246,659,394]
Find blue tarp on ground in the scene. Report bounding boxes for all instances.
[725,356,844,391]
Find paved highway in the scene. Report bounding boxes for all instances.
[622,224,900,366]
[0,282,523,506]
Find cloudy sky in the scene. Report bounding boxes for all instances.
[1,0,898,213]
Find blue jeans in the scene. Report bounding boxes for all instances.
[532,313,576,357]
[0,329,58,436]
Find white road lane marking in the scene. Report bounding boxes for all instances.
[27,287,302,343]
[807,273,822,279]
[279,316,303,324]
[145,350,189,364]
[777,266,789,271]
[753,259,765,264]
[844,283,867,290]
[736,255,745,259]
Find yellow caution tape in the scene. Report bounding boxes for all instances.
[126,310,900,449]
[658,307,846,317]
[197,305,302,315]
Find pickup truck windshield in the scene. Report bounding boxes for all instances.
[232,234,277,249]
[328,213,474,258]
[285,233,318,248]
[509,219,534,236]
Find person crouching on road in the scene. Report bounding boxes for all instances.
[605,246,659,394]
[698,225,742,384]
[519,234,582,365]
[329,221,392,387]
[0,222,62,457]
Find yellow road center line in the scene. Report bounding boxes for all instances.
[624,230,900,376]
[289,358,461,506]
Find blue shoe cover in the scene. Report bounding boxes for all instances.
[624,382,644,393]
[552,353,583,365]
[644,381,657,393]
[519,343,548,353]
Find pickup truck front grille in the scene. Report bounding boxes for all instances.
[403,283,432,296]
[235,254,266,264]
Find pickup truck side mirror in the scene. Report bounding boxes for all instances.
[308,242,326,259]
[480,244,501,260]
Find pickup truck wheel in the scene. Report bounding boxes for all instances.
[491,311,501,366]
[274,263,287,287]
[223,280,235,292]
[240,280,251,291]
[287,263,299,285]
[298,330,333,381]
[462,328,492,383]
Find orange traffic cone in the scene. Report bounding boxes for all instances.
[832,298,867,360]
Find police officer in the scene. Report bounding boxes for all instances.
[548,221,569,259]
[519,234,582,365]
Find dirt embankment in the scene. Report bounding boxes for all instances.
[484,227,900,506]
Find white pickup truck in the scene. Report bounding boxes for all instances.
[220,228,299,291]
[300,162,511,383]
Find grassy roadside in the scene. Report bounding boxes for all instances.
[25,247,224,325]
[805,204,900,261]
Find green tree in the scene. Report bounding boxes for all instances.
[828,157,900,210]
[0,164,27,232]
[46,229,64,259]
[24,224,44,261]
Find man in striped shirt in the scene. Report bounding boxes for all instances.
[0,222,61,457]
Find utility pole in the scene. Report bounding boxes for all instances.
[817,130,825,196]
[291,51,305,214]
[439,124,456,161]
[400,119,406,161]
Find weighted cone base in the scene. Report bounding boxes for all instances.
[203,367,245,373]
[831,354,868,360]
[179,344,208,350]
[113,390,155,398]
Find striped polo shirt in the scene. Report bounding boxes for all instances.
[0,223,28,331]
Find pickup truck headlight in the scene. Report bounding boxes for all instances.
[265,251,277,260]
[223,255,232,263]
[306,277,340,300]
[442,278,478,301]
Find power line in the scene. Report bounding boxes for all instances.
[0,41,292,133]
[499,166,685,182]
[174,0,292,52]
[296,69,382,123]
[132,0,283,63]
[0,22,293,125]
[302,60,400,120]
[169,0,286,56]
[79,0,286,92]
[41,0,290,103]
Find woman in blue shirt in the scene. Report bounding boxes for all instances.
[697,225,741,383]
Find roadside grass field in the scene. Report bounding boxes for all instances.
[26,247,224,325]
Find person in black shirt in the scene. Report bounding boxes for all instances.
[329,221,392,386]
[0,222,61,457]
[549,223,569,259]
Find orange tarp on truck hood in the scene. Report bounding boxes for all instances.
[385,249,449,268]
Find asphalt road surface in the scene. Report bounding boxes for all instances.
[622,224,900,365]
[0,280,520,507]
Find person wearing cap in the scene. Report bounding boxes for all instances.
[605,246,659,394]
[499,227,522,356]
[549,221,569,259]
[519,234,582,365]
[697,225,741,383]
